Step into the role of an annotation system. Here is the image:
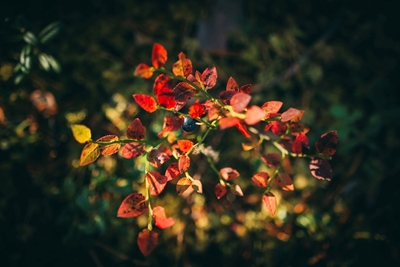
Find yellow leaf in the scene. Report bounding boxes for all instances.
[80,143,100,166]
[71,124,92,143]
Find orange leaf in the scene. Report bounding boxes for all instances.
[262,192,277,216]
[226,77,239,91]
[165,162,181,181]
[281,108,304,122]
[309,158,332,181]
[235,120,251,138]
[132,94,158,113]
[292,132,309,154]
[261,101,283,119]
[137,229,158,257]
[201,65,217,90]
[134,63,154,79]
[162,115,184,132]
[220,167,240,181]
[120,143,145,159]
[80,143,100,166]
[261,153,281,168]
[96,135,121,156]
[315,130,338,156]
[176,177,192,195]
[172,52,192,77]
[178,154,190,173]
[244,105,265,125]
[153,74,172,95]
[251,172,269,188]
[152,206,175,229]
[126,118,146,140]
[147,149,170,168]
[214,183,227,199]
[177,140,194,153]
[275,173,294,191]
[146,171,168,196]
[151,43,167,68]
[173,82,196,106]
[189,100,206,118]
[219,117,240,130]
[230,92,251,112]
[117,193,148,218]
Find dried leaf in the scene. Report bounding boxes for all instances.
[152,206,175,229]
[137,229,158,257]
[80,143,100,166]
[126,118,146,140]
[176,177,192,195]
[275,173,294,191]
[151,43,167,68]
[117,193,148,218]
[71,124,91,144]
[132,94,158,113]
[96,135,121,156]
[262,192,277,216]
[214,183,227,199]
[220,167,240,181]
[146,171,168,196]
[251,172,269,188]
[309,158,332,181]
[134,63,154,79]
[315,130,338,156]
[178,154,190,173]
[261,153,281,168]
[173,82,196,105]
[177,140,194,153]
[147,149,170,168]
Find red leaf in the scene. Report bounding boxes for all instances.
[235,120,251,138]
[220,90,239,105]
[153,74,172,95]
[281,108,304,122]
[264,121,287,136]
[279,137,293,151]
[126,118,146,140]
[152,43,167,68]
[292,132,309,154]
[146,171,168,196]
[261,101,283,119]
[134,63,154,79]
[262,192,277,216]
[251,172,269,188]
[220,167,240,181]
[177,140,194,153]
[309,158,332,181]
[96,135,121,156]
[152,206,175,229]
[132,94,157,113]
[315,130,338,156]
[201,65,218,89]
[176,177,192,195]
[117,193,148,218]
[147,149,170,168]
[230,92,251,112]
[178,154,190,173]
[214,183,227,199]
[189,100,206,118]
[226,77,239,91]
[120,143,145,159]
[165,163,181,181]
[244,105,265,125]
[173,82,196,105]
[239,84,251,94]
[157,87,176,109]
[219,117,240,130]
[230,184,244,196]
[137,229,158,257]
[275,173,294,191]
[162,115,184,132]
[172,52,192,77]
[261,153,281,168]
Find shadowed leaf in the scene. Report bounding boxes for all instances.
[315,130,338,156]
[137,229,158,256]
[309,158,332,181]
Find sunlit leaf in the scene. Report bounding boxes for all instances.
[281,108,304,122]
[189,100,206,118]
[230,92,251,112]
[178,154,190,173]
[177,140,194,153]
[152,206,175,229]
[80,143,100,166]
[117,193,148,218]
[192,180,203,194]
[151,43,167,68]
[230,184,244,196]
[153,74,172,95]
[96,135,120,156]
[226,77,239,91]
[219,117,240,130]
[214,183,227,199]
[251,172,269,188]
[71,124,91,143]
[262,192,277,216]
[147,149,170,168]
[244,105,265,125]
[261,101,283,119]
[176,177,192,195]
[201,65,217,90]
[275,173,294,191]
[261,153,281,168]
[315,130,338,156]
[146,171,168,196]
[165,163,181,181]
[292,132,309,154]
[126,118,146,140]
[120,143,145,159]
[309,158,332,181]
[172,52,192,77]
[156,87,176,109]
[220,167,240,181]
[134,63,154,79]
[132,94,158,113]
[241,142,254,151]
[137,229,158,257]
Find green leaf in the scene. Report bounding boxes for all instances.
[38,53,51,71]
[20,45,32,72]
[45,54,61,73]
[14,72,26,84]
[39,21,63,44]
[23,31,39,46]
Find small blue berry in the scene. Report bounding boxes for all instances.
[182,117,198,132]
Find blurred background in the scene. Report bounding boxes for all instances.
[1,0,399,266]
